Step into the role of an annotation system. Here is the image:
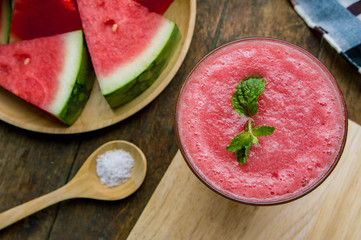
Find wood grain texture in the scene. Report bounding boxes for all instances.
[128,120,361,240]
[0,131,80,238]
[318,40,361,124]
[0,0,360,239]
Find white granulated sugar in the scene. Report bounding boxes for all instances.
[96,149,134,187]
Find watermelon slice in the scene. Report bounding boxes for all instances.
[76,0,181,108]
[135,0,174,14]
[9,0,82,42]
[0,30,95,125]
[0,0,11,44]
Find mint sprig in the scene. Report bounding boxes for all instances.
[227,76,275,164]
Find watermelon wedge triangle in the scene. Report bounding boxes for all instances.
[0,30,95,125]
[76,0,181,108]
[0,0,11,44]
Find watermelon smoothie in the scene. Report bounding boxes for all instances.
[175,38,347,205]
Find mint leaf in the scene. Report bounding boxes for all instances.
[236,142,252,164]
[226,132,252,152]
[232,76,265,117]
[232,92,247,117]
[252,126,276,137]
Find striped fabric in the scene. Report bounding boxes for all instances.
[290,0,361,74]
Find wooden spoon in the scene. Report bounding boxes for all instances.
[0,140,147,230]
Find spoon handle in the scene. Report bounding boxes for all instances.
[0,183,75,230]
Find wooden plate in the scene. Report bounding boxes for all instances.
[0,0,196,134]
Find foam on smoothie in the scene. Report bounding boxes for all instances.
[177,39,345,203]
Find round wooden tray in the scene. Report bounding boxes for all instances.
[0,0,196,134]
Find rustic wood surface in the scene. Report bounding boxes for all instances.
[0,0,360,239]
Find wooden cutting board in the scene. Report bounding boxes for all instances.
[127,120,361,240]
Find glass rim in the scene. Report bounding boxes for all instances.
[174,37,348,206]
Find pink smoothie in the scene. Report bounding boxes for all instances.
[176,38,347,204]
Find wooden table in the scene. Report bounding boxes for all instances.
[0,0,360,239]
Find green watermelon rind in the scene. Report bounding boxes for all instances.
[0,0,11,44]
[57,43,95,125]
[104,22,181,108]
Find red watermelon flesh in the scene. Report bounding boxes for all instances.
[134,0,174,14]
[9,0,82,42]
[76,0,164,77]
[0,36,64,107]
[0,30,94,125]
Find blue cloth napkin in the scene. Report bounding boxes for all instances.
[290,0,361,74]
